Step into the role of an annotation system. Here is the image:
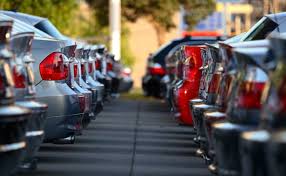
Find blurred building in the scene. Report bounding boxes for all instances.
[181,2,253,37]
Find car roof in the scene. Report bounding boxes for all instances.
[266,12,286,24]
[0,13,53,39]
[0,10,46,26]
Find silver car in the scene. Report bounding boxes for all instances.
[2,13,84,143]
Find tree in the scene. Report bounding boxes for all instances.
[87,0,216,46]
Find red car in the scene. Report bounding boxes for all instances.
[174,45,205,125]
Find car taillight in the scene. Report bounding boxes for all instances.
[96,60,101,70]
[149,63,165,76]
[278,77,286,113]
[74,64,78,78]
[12,67,25,88]
[81,63,85,75]
[39,52,68,80]
[236,81,265,109]
[183,46,203,81]
[107,62,113,71]
[88,63,93,73]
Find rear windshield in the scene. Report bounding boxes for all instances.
[34,20,64,39]
[0,13,52,38]
[241,17,278,41]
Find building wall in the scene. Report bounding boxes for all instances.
[127,13,180,88]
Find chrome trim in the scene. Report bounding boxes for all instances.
[26,130,44,137]
[0,141,26,152]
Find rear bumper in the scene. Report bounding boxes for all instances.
[43,113,83,142]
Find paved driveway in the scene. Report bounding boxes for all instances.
[21,99,211,176]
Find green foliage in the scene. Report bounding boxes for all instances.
[0,0,78,36]
[86,0,216,31]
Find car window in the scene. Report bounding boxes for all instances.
[34,20,64,39]
[0,13,52,38]
[241,17,278,41]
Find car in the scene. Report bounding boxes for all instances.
[10,31,48,171]
[0,20,31,176]
[239,33,286,176]
[142,36,222,98]
[213,46,269,176]
[189,12,286,173]
[0,13,85,144]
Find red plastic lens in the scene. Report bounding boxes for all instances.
[278,77,286,113]
[13,67,25,88]
[74,64,78,78]
[39,52,68,80]
[236,81,265,109]
[107,62,113,71]
[96,60,101,70]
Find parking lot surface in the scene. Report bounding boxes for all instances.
[22,98,211,176]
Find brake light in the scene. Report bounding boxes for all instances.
[107,62,113,71]
[88,63,93,73]
[236,81,265,109]
[96,60,101,70]
[0,76,3,91]
[81,63,85,75]
[149,63,165,76]
[39,52,68,80]
[277,77,286,113]
[74,64,78,78]
[12,67,25,88]
[183,46,203,81]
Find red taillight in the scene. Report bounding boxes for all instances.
[0,76,3,90]
[236,81,265,109]
[107,62,113,71]
[96,60,101,70]
[88,63,93,73]
[39,52,68,80]
[149,63,165,76]
[278,77,286,113]
[81,63,85,75]
[74,64,78,78]
[13,67,25,88]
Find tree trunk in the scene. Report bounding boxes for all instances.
[152,22,166,47]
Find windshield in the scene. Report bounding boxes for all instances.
[0,13,52,38]
[241,17,278,41]
[34,19,64,39]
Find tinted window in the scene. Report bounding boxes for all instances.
[0,14,52,38]
[35,20,63,39]
[242,17,278,41]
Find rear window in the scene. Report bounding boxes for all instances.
[34,20,64,39]
[0,13,52,38]
[241,17,278,41]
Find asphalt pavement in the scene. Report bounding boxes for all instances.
[20,98,211,176]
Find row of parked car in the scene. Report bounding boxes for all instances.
[143,12,286,176]
[0,11,133,176]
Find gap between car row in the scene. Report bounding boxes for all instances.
[20,98,211,176]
